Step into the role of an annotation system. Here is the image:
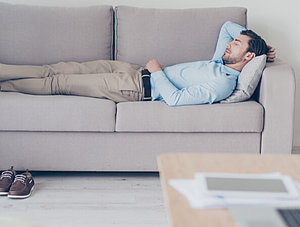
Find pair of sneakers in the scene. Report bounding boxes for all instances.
[0,166,35,199]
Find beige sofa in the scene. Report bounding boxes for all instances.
[0,3,295,171]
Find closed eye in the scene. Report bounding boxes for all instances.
[233,38,242,45]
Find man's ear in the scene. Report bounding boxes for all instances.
[244,52,256,62]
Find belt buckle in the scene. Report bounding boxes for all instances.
[142,74,150,78]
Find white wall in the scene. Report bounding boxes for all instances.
[2,0,300,147]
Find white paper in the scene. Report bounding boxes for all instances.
[168,173,300,209]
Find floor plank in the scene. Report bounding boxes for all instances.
[0,172,168,227]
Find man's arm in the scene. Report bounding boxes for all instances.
[152,73,217,106]
[213,21,276,62]
[145,59,218,106]
[212,21,246,61]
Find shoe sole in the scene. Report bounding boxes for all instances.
[8,185,34,199]
[0,191,8,195]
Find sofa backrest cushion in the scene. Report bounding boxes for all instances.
[0,3,113,65]
[115,6,247,67]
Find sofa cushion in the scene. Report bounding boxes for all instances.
[0,92,116,132]
[115,6,247,66]
[116,101,263,132]
[0,3,113,65]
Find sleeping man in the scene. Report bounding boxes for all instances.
[0,21,275,106]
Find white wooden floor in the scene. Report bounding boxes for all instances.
[0,172,168,227]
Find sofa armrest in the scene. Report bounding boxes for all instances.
[258,59,295,154]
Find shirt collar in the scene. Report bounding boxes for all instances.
[211,59,240,76]
[222,64,240,76]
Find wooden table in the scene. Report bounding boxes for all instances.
[157,153,300,227]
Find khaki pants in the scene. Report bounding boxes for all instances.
[0,60,145,102]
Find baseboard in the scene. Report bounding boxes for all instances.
[292,146,300,154]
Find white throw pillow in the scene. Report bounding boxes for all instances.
[221,54,267,103]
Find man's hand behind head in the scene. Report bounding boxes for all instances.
[267,45,276,62]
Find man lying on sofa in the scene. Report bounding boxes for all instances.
[0,21,275,106]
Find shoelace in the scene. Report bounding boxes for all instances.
[13,174,27,184]
[0,170,14,180]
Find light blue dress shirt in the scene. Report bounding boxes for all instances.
[150,21,246,106]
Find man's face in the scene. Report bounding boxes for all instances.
[222,35,251,64]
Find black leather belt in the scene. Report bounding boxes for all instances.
[141,69,151,101]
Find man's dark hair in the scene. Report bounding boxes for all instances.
[241,30,269,56]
